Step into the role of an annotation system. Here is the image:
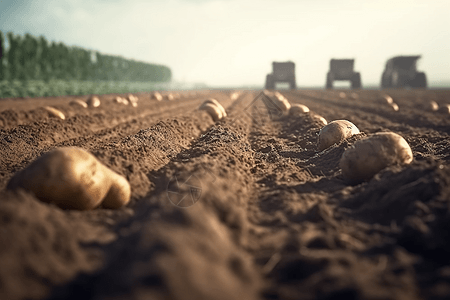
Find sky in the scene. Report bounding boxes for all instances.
[1,0,449,87]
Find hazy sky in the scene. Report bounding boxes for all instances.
[1,0,449,87]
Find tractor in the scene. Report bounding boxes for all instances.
[381,55,427,88]
[326,59,362,89]
[265,61,296,90]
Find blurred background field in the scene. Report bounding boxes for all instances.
[0,80,175,98]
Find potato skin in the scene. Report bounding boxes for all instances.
[43,106,65,120]
[101,171,131,209]
[7,147,131,210]
[313,114,328,126]
[199,102,223,122]
[340,132,413,183]
[86,96,101,107]
[277,98,291,112]
[70,99,88,108]
[203,98,227,117]
[152,92,163,101]
[317,120,360,151]
[438,104,450,114]
[289,104,310,115]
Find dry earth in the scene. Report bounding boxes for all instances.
[0,89,450,300]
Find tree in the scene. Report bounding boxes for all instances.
[38,36,51,82]
[0,30,5,80]
[6,32,21,81]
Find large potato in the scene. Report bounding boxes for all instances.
[199,102,223,122]
[86,96,101,108]
[340,132,413,183]
[288,104,310,115]
[203,98,227,117]
[7,147,130,210]
[43,106,65,120]
[317,120,360,151]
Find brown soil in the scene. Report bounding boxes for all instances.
[0,89,450,300]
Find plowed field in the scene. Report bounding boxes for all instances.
[1,89,450,300]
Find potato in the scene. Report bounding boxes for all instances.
[231,92,240,100]
[152,92,163,101]
[43,106,65,120]
[275,98,291,113]
[274,92,286,101]
[86,96,101,108]
[429,101,439,111]
[203,98,227,117]
[339,92,346,99]
[167,93,175,101]
[438,104,450,114]
[350,92,358,100]
[382,94,394,104]
[340,132,413,182]
[317,120,360,151]
[390,103,399,111]
[69,99,88,108]
[113,96,126,104]
[7,147,131,210]
[289,104,310,115]
[127,94,139,105]
[313,114,328,126]
[199,102,223,122]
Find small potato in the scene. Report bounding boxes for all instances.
[428,101,439,111]
[275,98,291,113]
[127,94,139,107]
[231,92,240,100]
[152,92,163,101]
[350,92,358,100]
[199,102,223,122]
[429,101,439,111]
[438,104,450,114]
[166,93,175,101]
[390,103,399,111]
[312,114,328,126]
[274,92,286,101]
[203,98,227,117]
[69,99,88,108]
[381,94,394,104]
[7,147,131,210]
[289,104,310,115]
[339,92,346,99]
[43,106,65,120]
[113,96,125,104]
[340,132,413,183]
[317,120,360,151]
[87,96,101,108]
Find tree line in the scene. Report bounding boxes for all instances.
[0,31,171,82]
